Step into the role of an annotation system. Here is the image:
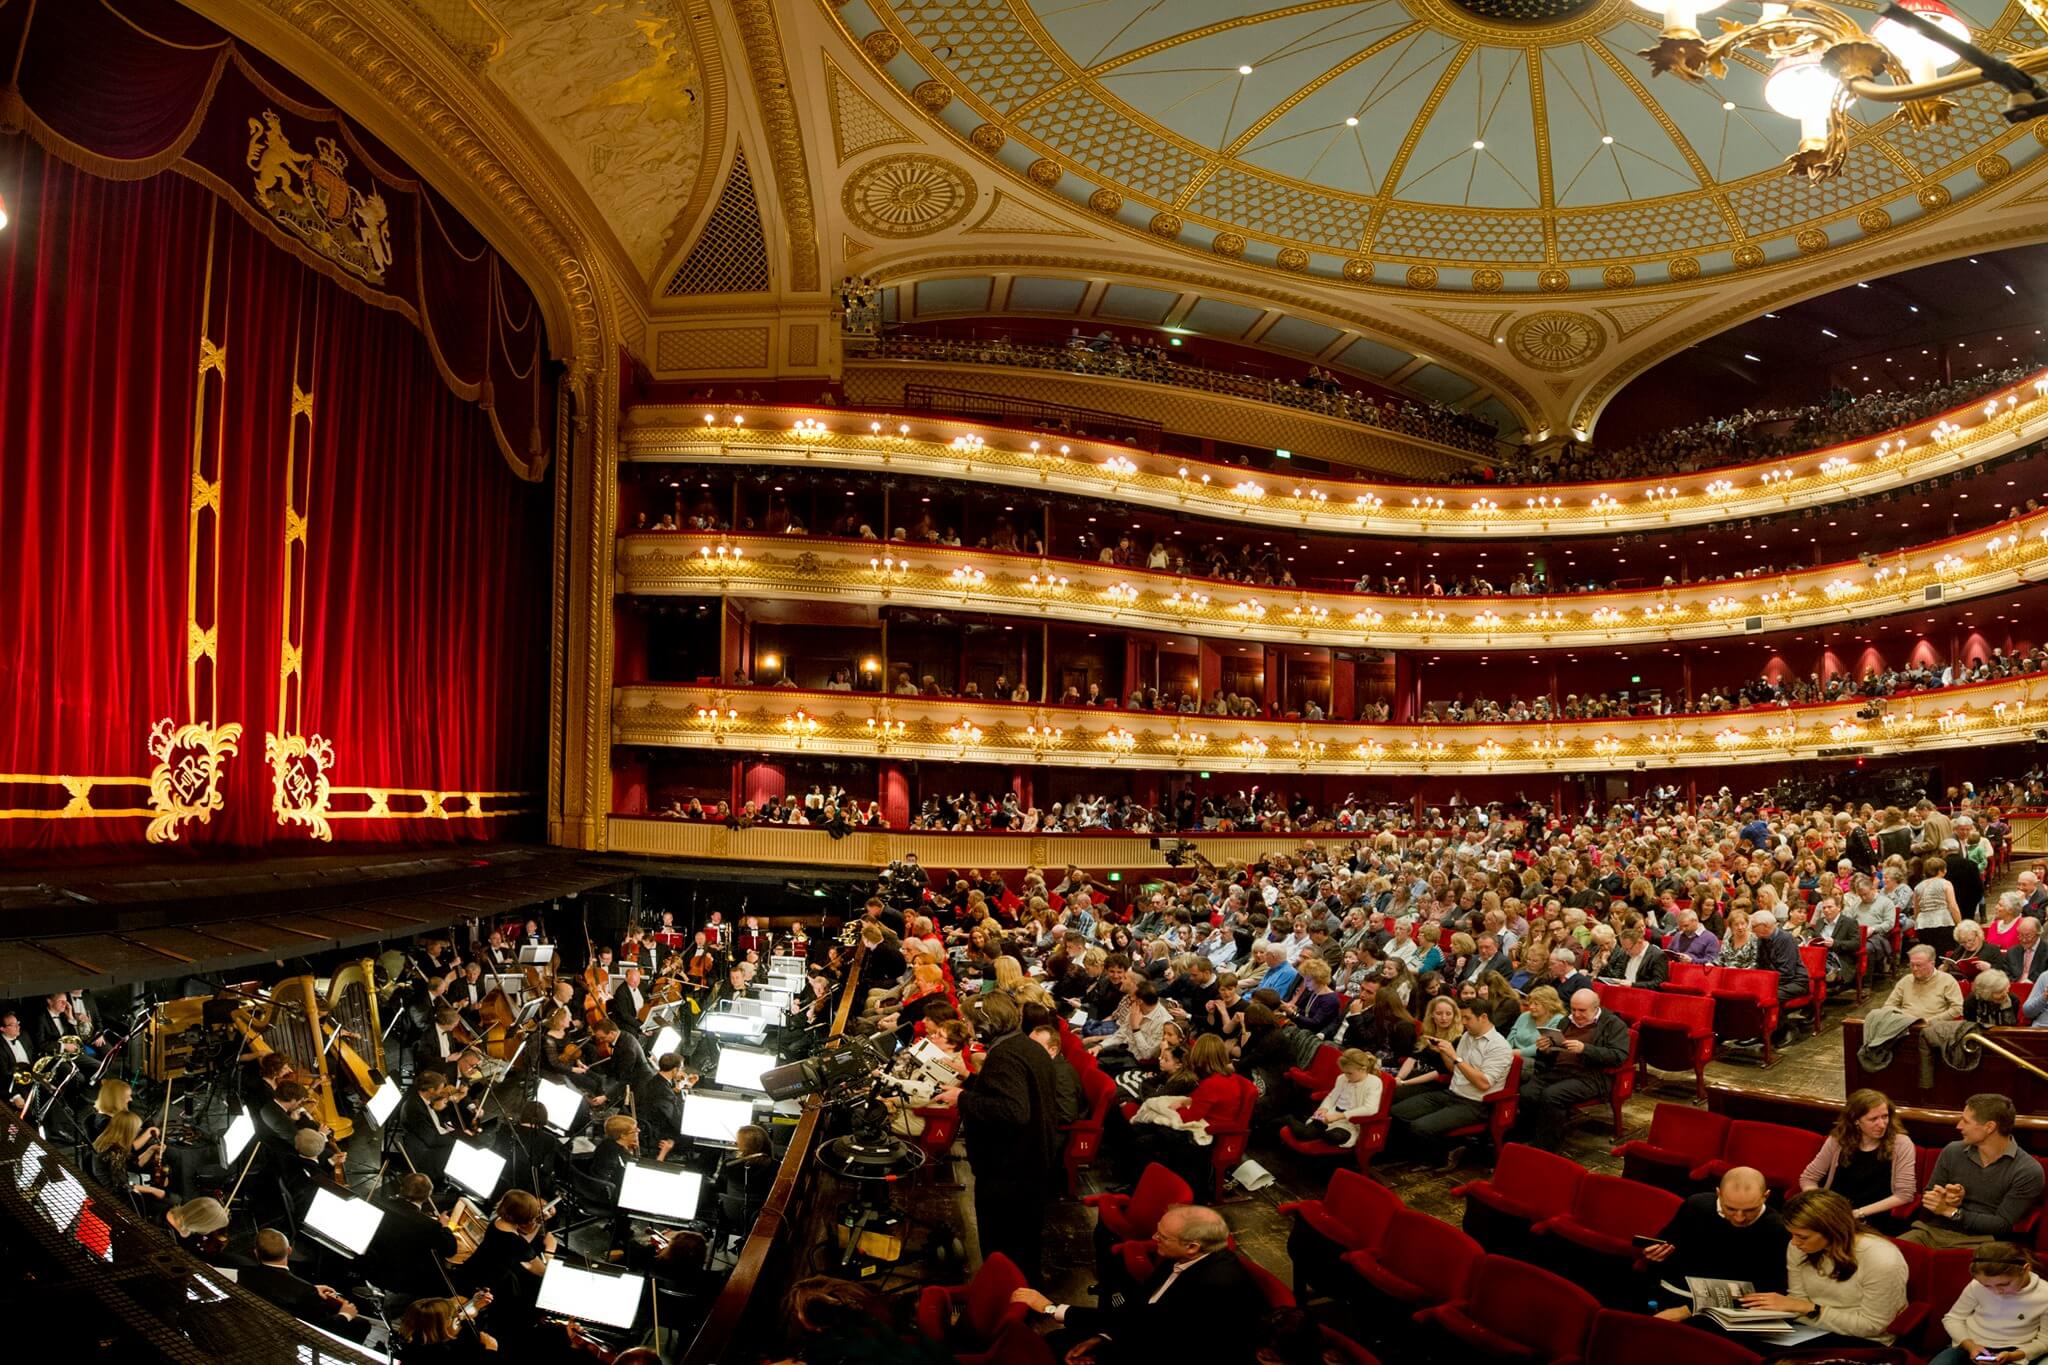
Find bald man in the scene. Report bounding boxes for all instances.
[1515,987,1630,1148]
[1643,1168,1789,1318]
[1012,1204,1265,1364]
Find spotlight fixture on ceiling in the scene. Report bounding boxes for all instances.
[1636,0,2048,180]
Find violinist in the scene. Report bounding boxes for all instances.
[395,1293,498,1361]
[365,1170,459,1299]
[444,1048,487,1135]
[459,1189,555,1327]
[164,1197,239,1266]
[633,1051,690,1161]
[90,1077,156,1146]
[256,1080,314,1165]
[245,1229,371,1342]
[618,924,651,971]
[591,1113,639,1200]
[421,1007,466,1069]
[536,1008,601,1097]
[90,1110,167,1210]
[393,1070,459,1176]
[609,964,650,1038]
[241,1051,292,1111]
[450,961,489,1024]
[497,1101,562,1195]
[282,1126,339,1216]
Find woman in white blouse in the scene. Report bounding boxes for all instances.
[1733,1188,1907,1354]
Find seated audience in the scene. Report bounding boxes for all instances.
[1935,1241,2048,1365]
[1901,1093,2046,1249]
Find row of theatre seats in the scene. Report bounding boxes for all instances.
[1283,1135,1995,1364]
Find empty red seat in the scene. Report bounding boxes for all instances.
[1578,1307,1761,1365]
[1691,1119,1825,1200]
[1084,1162,1192,1243]
[1062,1065,1118,1194]
[1280,1166,1402,1252]
[1453,1142,1586,1256]
[915,1252,1029,1353]
[1201,1074,1260,1201]
[1536,1172,1683,1271]
[1341,1209,1481,1311]
[1238,1250,1296,1309]
[1637,991,1716,1102]
[1415,1253,1600,1362]
[1665,959,1711,994]
[1614,1103,1731,1193]
[1284,1044,1342,1103]
[1778,942,1829,1035]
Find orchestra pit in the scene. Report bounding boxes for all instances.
[11,2,2048,1362]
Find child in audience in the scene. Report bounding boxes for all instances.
[1936,1242,2048,1365]
[1283,1049,1383,1148]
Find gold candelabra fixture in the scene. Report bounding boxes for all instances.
[1636,0,2048,181]
[695,705,741,740]
[1166,728,1209,759]
[1101,726,1138,755]
[865,716,907,750]
[1023,722,1065,755]
[944,718,984,753]
[782,710,822,748]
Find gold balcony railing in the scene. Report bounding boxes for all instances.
[617,511,2048,651]
[621,374,2048,540]
[612,674,2047,777]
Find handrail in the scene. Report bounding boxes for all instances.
[679,943,865,1365]
[902,384,1164,449]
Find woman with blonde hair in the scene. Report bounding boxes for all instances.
[1720,907,1758,969]
[988,954,1026,997]
[1394,996,1463,1088]
[1507,985,1565,1060]
[90,1109,166,1204]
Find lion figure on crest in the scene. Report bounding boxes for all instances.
[246,111,311,205]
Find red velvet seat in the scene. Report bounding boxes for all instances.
[1340,1209,1482,1311]
[1691,1119,1825,1201]
[1440,1051,1523,1159]
[1637,990,1717,1101]
[1665,959,1711,994]
[1705,969,1784,1065]
[915,1252,1029,1354]
[1201,1073,1260,1201]
[1578,1307,1761,1365]
[1452,1142,1586,1256]
[1534,1172,1683,1287]
[955,1315,1056,1365]
[1284,1044,1341,1103]
[1613,1103,1731,1194]
[1061,1064,1118,1194]
[1276,1071,1394,1174]
[1238,1250,1296,1309]
[1082,1162,1191,1244]
[1278,1166,1401,1253]
[1777,942,1829,1036]
[1414,1253,1600,1362]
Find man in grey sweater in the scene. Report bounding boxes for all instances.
[1901,1093,2045,1250]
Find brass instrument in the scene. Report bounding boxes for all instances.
[446,1195,487,1265]
[231,976,353,1140]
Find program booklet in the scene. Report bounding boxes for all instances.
[1660,1277,1799,1332]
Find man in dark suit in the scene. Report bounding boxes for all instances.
[255,1081,313,1167]
[1596,923,1669,990]
[365,1171,458,1299]
[392,1071,459,1176]
[633,1052,688,1161]
[1515,987,1632,1148]
[609,964,649,1037]
[934,993,1058,1282]
[590,1017,654,1105]
[243,1229,371,1339]
[1944,839,1985,921]
[1458,933,1512,986]
[1806,897,1862,988]
[2005,915,2044,987]
[1009,1204,1264,1364]
[420,1008,466,1070]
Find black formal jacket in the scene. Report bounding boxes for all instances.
[364,1194,458,1294]
[602,1030,655,1095]
[241,1263,353,1330]
[956,1030,1060,1180]
[1596,943,1669,989]
[1061,1251,1266,1364]
[608,981,647,1035]
[1752,930,1810,1003]
[394,1090,459,1171]
[632,1073,684,1150]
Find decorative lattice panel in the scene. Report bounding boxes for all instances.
[1014,88,1209,203]
[1727,143,1908,239]
[663,152,772,297]
[1184,166,1373,249]
[892,2,1068,112]
[1556,195,1727,262]
[1885,83,2016,177]
[1373,205,1546,263]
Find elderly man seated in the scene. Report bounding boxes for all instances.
[1515,987,1631,1148]
[1883,945,1966,1023]
[1011,1204,1265,1364]
[1667,908,1721,964]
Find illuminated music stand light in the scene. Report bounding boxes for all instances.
[535,1260,644,1331]
[517,944,555,967]
[443,1140,508,1202]
[534,1078,585,1136]
[649,1025,683,1059]
[770,955,807,976]
[363,1081,401,1129]
[714,1046,776,1093]
[703,1011,768,1041]
[303,1186,385,1259]
[616,1160,703,1226]
[680,1092,756,1147]
[219,1111,257,1165]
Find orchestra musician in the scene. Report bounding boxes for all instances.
[633,1052,691,1161]
[497,1101,562,1195]
[609,964,650,1037]
[618,925,651,971]
[685,934,717,989]
[449,962,488,1022]
[458,1189,556,1330]
[241,1052,292,1111]
[255,1080,315,1165]
[589,1017,653,1103]
[90,1110,167,1211]
[734,915,768,958]
[590,1113,639,1200]
[245,1229,372,1342]
[703,910,728,947]
[423,1007,469,1069]
[394,1294,498,1361]
[393,1070,460,1176]
[366,1171,460,1299]
[164,1197,239,1267]
[1,1011,33,1110]
[29,990,93,1056]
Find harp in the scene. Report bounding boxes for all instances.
[231,975,352,1140]
[325,958,386,1075]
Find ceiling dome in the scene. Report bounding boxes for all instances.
[830,0,2046,292]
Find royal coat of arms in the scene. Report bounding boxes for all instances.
[246,110,393,285]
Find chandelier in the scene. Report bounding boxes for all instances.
[1637,0,2048,179]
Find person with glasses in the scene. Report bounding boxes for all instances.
[1643,1167,1790,1320]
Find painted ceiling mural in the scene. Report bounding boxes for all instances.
[824,0,2048,294]
[404,0,711,280]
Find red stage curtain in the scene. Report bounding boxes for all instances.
[0,138,550,853]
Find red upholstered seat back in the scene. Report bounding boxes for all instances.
[1642,1103,1730,1162]
[1570,1172,1683,1239]
[1488,1142,1586,1219]
[963,1253,1028,1339]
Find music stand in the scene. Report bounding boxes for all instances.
[303,1185,385,1259]
[534,1078,584,1136]
[442,1140,507,1202]
[769,955,807,976]
[219,1110,257,1165]
[535,1260,644,1331]
[518,944,555,967]
[616,1160,703,1226]
[649,1025,683,1059]
[680,1092,756,1147]
[713,1046,776,1093]
[702,1012,768,1041]
[363,1082,401,1129]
